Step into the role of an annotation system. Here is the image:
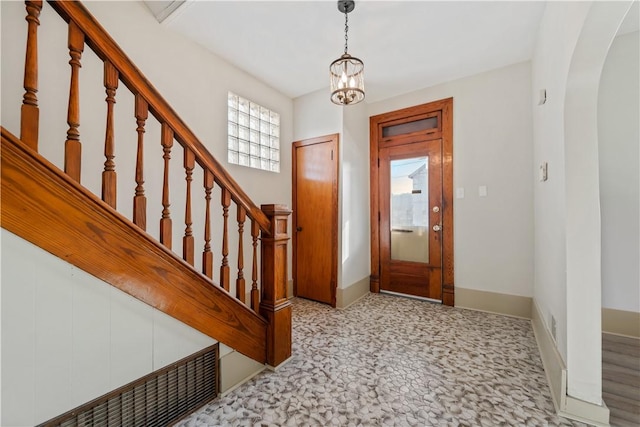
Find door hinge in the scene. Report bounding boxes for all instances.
[331,150,333,160]
[378,158,380,167]
[378,211,381,222]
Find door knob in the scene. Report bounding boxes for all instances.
[432,206,440,213]
[296,226,303,232]
[432,224,441,232]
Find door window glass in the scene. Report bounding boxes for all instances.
[390,157,429,263]
[382,117,438,138]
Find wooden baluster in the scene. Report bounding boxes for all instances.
[183,148,195,265]
[20,0,42,151]
[102,61,118,208]
[260,204,292,367]
[236,206,246,303]
[160,123,173,249]
[133,95,148,230]
[251,219,260,312]
[64,21,84,182]
[202,170,214,279]
[220,188,231,291]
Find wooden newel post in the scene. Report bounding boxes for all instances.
[259,204,292,367]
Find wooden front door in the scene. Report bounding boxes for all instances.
[292,134,339,306]
[379,140,443,300]
[370,98,454,305]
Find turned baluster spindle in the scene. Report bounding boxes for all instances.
[202,170,214,279]
[183,148,195,265]
[102,61,118,208]
[64,21,84,182]
[236,206,246,303]
[160,123,173,249]
[220,188,231,291]
[133,95,148,230]
[20,0,42,151]
[251,219,260,312]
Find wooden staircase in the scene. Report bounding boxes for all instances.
[602,333,640,426]
[1,0,292,367]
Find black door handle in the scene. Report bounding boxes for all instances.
[296,226,303,232]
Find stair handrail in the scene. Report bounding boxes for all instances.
[11,0,293,367]
[47,0,271,232]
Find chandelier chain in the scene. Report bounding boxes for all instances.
[344,9,349,54]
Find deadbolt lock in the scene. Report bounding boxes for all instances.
[432,224,441,232]
[432,206,440,213]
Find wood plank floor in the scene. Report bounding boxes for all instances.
[603,333,640,427]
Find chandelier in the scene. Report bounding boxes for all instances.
[330,1,365,106]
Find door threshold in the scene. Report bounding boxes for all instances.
[380,290,442,304]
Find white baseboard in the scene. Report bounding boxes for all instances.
[532,301,610,426]
[219,350,265,395]
[287,279,294,299]
[336,277,370,309]
[602,307,640,338]
[455,288,532,319]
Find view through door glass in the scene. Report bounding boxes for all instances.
[390,157,429,263]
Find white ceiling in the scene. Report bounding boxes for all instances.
[146,1,545,103]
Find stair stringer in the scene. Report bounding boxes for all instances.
[1,127,268,363]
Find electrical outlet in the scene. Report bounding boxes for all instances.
[551,315,557,341]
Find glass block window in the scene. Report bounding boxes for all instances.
[227,92,280,172]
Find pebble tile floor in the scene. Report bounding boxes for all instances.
[176,293,586,427]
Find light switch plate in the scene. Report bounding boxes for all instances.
[538,89,547,105]
[479,186,487,197]
[540,162,548,182]
[456,187,465,199]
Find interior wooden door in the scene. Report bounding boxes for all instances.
[292,134,338,306]
[379,140,443,300]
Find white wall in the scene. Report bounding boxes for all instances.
[341,103,370,288]
[368,62,534,299]
[532,0,634,406]
[598,31,640,313]
[293,88,343,141]
[1,1,295,423]
[1,230,215,426]
[531,1,592,364]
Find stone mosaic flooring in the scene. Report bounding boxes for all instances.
[176,293,585,426]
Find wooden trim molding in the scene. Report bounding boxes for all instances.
[369,98,454,305]
[1,127,268,363]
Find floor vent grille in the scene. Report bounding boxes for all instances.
[39,344,219,427]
